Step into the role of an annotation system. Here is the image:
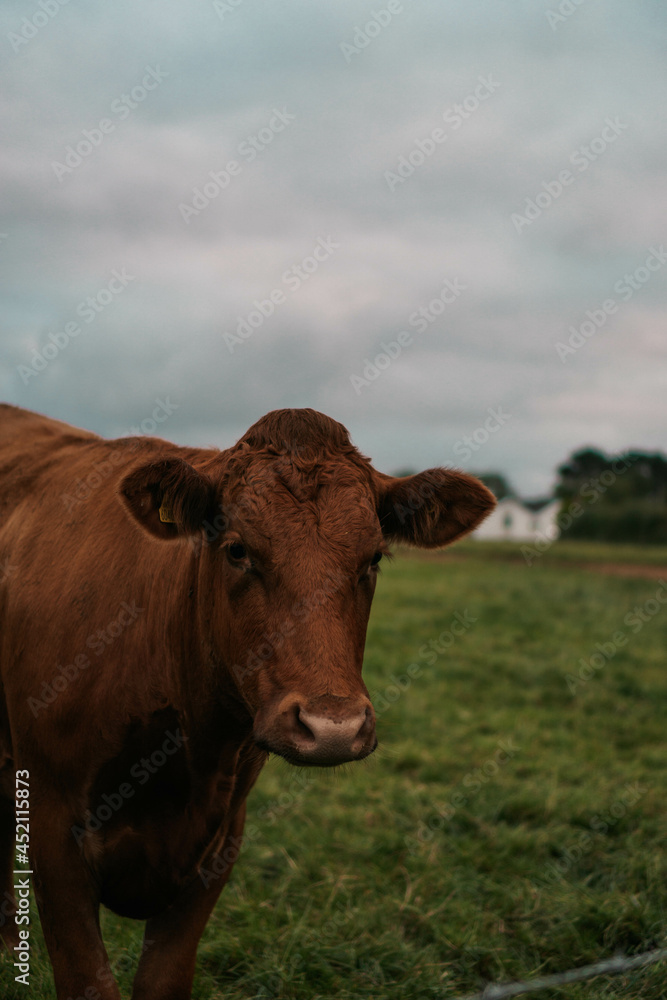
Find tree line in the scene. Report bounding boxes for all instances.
[476,448,667,545]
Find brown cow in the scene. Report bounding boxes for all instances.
[0,403,494,999]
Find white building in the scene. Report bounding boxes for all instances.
[473,497,561,542]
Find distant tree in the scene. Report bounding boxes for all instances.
[476,472,515,501]
[554,447,667,544]
[556,448,608,501]
[624,451,667,503]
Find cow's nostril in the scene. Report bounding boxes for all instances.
[295,708,317,745]
[358,706,372,737]
[255,696,377,766]
[296,707,369,750]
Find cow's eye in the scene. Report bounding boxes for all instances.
[228,542,247,562]
[370,552,383,567]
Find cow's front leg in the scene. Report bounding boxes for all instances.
[31,803,120,1000]
[131,805,246,1000]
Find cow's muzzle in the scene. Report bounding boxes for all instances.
[254,693,377,766]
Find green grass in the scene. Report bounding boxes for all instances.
[442,538,667,567]
[3,544,667,998]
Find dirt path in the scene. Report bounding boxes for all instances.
[576,562,666,580]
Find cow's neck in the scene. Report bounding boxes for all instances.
[155,543,255,780]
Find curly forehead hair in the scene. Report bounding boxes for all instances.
[219,409,376,503]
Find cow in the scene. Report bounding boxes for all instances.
[0,403,495,999]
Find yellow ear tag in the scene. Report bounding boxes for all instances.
[159,502,176,523]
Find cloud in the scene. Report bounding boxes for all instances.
[1,0,666,495]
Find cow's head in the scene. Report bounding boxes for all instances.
[119,409,495,766]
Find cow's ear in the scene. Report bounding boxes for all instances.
[376,468,496,548]
[118,459,216,540]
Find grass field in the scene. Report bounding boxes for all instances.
[2,542,666,999]
[427,537,667,568]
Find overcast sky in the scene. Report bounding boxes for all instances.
[1,0,665,496]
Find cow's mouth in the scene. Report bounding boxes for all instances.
[253,695,377,767]
[255,733,378,768]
